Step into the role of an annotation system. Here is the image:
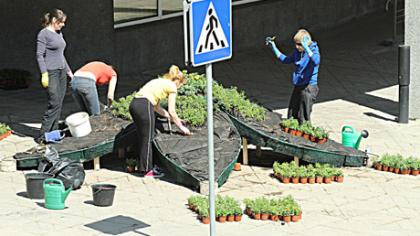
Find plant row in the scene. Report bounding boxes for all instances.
[187,195,303,224]
[244,196,302,223]
[273,161,344,184]
[187,195,243,224]
[111,72,266,126]
[280,119,329,144]
[373,154,420,176]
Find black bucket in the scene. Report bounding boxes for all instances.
[92,184,116,207]
[25,172,53,199]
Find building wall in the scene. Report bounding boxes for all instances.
[0,0,114,77]
[114,0,384,76]
[405,0,420,119]
[0,0,383,78]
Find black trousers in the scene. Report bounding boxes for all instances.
[40,69,67,135]
[287,84,319,124]
[129,97,155,172]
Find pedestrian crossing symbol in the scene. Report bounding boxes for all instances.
[195,2,228,54]
[189,0,232,66]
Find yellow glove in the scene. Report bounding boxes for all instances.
[41,72,49,88]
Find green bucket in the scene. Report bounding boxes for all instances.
[43,178,72,210]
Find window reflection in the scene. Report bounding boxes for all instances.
[114,0,158,24]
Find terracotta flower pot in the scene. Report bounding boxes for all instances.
[316,176,323,184]
[291,177,299,184]
[309,135,317,142]
[300,177,308,184]
[261,213,269,220]
[234,215,242,222]
[388,167,394,172]
[324,177,332,184]
[290,130,297,136]
[411,170,419,176]
[308,177,315,184]
[127,166,135,173]
[303,133,310,140]
[283,127,290,133]
[318,138,328,144]
[253,213,261,220]
[295,130,303,137]
[282,177,291,184]
[0,130,12,141]
[227,215,235,222]
[283,216,291,223]
[335,176,344,183]
[374,163,382,171]
[291,215,300,222]
[401,169,410,175]
[270,215,279,221]
[217,215,226,223]
[382,165,389,172]
[394,168,400,174]
[201,216,210,224]
[233,163,241,171]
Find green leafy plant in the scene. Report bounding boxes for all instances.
[111,92,136,120]
[125,158,137,167]
[0,123,11,136]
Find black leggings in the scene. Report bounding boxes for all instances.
[129,98,155,172]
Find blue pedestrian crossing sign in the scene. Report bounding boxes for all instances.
[189,0,232,66]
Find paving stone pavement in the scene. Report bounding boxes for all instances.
[1,11,420,236]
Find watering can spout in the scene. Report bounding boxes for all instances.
[63,187,72,202]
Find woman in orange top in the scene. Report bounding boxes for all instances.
[129,65,191,177]
[71,61,117,115]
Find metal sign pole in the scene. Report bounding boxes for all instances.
[206,63,216,236]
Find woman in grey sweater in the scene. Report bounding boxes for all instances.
[36,9,73,143]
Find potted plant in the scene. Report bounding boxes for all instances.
[0,123,12,141]
[233,205,243,222]
[197,204,210,224]
[306,164,316,184]
[280,119,291,133]
[400,159,410,175]
[300,121,312,140]
[334,169,344,183]
[297,166,308,184]
[379,154,392,171]
[410,158,420,176]
[288,119,299,136]
[125,158,137,173]
[315,163,324,184]
[314,127,329,144]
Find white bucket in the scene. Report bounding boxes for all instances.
[65,112,92,138]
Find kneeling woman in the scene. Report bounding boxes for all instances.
[129,65,191,177]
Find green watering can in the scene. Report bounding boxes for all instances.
[341,125,369,149]
[43,178,72,210]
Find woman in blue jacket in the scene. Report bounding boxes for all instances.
[266,29,320,124]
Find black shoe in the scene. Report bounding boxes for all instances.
[34,136,45,144]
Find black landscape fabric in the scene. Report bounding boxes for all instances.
[154,112,241,181]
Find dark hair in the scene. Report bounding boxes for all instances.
[41,9,66,27]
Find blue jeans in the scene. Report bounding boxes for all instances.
[40,69,67,135]
[71,76,100,116]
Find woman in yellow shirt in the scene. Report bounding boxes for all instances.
[129,65,191,177]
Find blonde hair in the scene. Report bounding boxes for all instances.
[163,65,186,84]
[293,29,312,45]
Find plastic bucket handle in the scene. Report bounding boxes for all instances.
[92,184,116,195]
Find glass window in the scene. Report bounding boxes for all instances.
[161,0,183,15]
[114,0,158,24]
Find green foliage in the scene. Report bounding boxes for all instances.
[0,123,11,135]
[273,162,342,179]
[111,92,136,120]
[176,95,207,127]
[125,158,137,167]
